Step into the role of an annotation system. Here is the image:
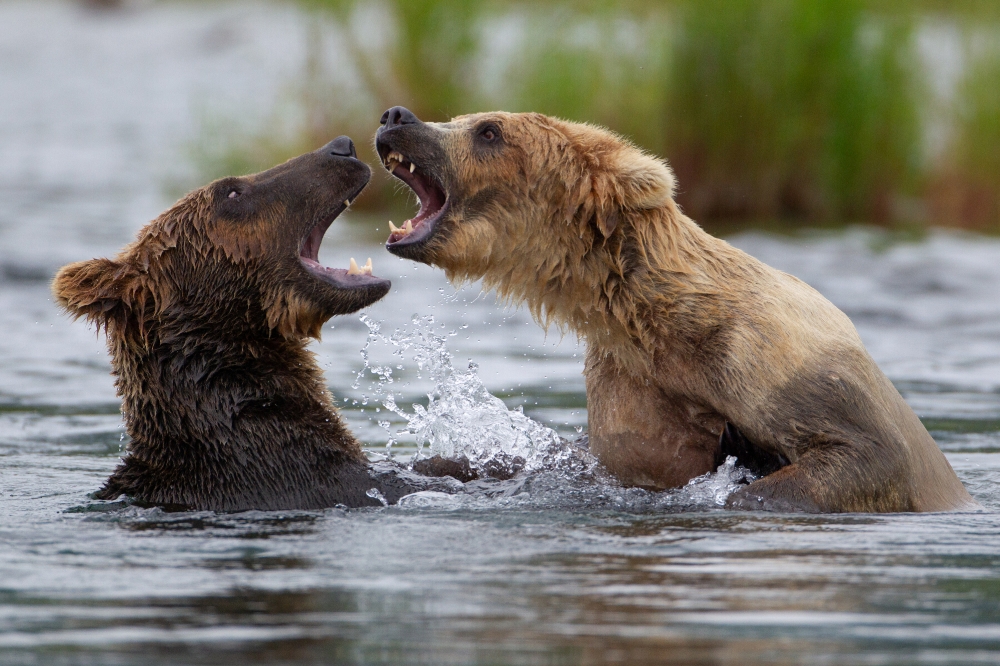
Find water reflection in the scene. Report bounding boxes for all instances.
[6,563,1000,665]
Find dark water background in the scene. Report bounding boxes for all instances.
[2,2,1000,664]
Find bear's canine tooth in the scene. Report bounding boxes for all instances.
[403,220,413,234]
[388,220,400,233]
[409,162,416,174]
[363,258,372,275]
[344,198,352,207]
[348,258,361,275]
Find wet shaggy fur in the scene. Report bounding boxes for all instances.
[375,108,977,513]
[52,141,418,511]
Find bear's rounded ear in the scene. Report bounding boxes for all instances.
[589,148,676,238]
[52,258,144,330]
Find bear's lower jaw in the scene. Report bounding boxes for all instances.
[385,199,449,262]
[383,158,448,255]
[300,257,389,291]
[295,261,391,320]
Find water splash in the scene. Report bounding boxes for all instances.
[391,455,755,513]
[353,314,570,474]
[675,455,754,507]
[352,313,752,509]
[365,487,389,507]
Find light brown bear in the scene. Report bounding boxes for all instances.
[373,107,977,513]
[53,137,429,511]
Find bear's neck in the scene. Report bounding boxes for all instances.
[101,319,370,509]
[508,201,739,374]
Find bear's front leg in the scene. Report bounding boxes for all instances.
[723,464,824,513]
[724,443,913,513]
[585,356,723,490]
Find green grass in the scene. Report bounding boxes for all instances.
[660,0,921,222]
[930,34,1000,231]
[186,0,1000,230]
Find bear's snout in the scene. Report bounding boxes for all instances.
[380,106,421,130]
[323,135,357,159]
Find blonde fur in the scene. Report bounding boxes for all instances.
[380,110,976,512]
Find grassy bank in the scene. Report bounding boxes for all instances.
[190,0,1000,232]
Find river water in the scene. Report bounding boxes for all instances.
[2,2,1000,665]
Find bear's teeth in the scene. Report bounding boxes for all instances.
[409,162,416,174]
[363,258,373,275]
[348,258,361,275]
[403,220,413,234]
[388,220,400,233]
[344,198,352,207]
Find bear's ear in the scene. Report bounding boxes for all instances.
[52,258,144,330]
[586,146,676,238]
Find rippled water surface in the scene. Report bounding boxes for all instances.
[3,2,1000,664]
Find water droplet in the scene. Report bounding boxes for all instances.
[366,488,388,507]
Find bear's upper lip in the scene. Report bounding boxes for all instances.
[298,180,390,290]
[379,150,448,250]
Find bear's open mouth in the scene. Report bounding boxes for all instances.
[298,181,389,289]
[381,151,448,250]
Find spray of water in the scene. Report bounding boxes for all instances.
[352,314,753,510]
[353,314,570,474]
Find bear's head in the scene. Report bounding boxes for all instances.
[53,137,389,341]
[374,108,677,320]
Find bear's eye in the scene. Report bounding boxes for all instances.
[216,180,254,222]
[218,180,248,203]
[477,124,501,144]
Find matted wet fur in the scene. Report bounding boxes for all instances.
[374,107,977,513]
[52,138,426,511]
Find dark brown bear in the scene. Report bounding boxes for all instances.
[53,137,423,511]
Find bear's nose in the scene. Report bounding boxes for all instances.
[380,106,420,129]
[326,136,357,159]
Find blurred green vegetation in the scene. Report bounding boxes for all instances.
[192,0,1000,231]
[930,37,1000,229]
